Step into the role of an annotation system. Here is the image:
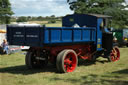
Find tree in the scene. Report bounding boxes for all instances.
[37,16,43,21]
[16,16,27,23]
[67,0,128,28]
[27,16,32,21]
[0,0,13,24]
[48,20,56,23]
[51,15,55,18]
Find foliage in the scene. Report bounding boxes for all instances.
[0,0,13,24]
[48,15,56,23]
[48,20,56,23]
[45,21,62,27]
[51,15,56,18]
[13,16,61,22]
[67,0,128,29]
[16,16,27,23]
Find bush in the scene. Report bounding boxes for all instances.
[48,20,56,23]
[16,17,27,23]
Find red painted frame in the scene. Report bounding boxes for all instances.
[30,44,95,62]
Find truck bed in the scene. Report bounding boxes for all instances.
[7,25,96,47]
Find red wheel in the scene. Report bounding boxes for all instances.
[108,46,120,62]
[56,50,78,73]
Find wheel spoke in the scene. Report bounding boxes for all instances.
[64,52,77,72]
[113,49,116,53]
[113,49,118,61]
[64,59,72,65]
[109,47,120,62]
[111,56,115,61]
[64,64,68,70]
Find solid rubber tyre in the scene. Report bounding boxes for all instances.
[108,46,120,62]
[56,50,78,73]
[25,52,48,69]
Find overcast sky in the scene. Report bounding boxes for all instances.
[10,0,128,17]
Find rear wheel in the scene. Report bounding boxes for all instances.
[56,50,78,73]
[108,46,120,62]
[25,52,48,69]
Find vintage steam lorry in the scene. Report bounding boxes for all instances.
[7,14,120,73]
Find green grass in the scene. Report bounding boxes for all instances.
[0,48,128,85]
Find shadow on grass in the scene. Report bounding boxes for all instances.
[112,69,128,74]
[0,59,109,75]
[0,55,112,75]
[0,65,57,75]
[78,59,95,66]
[81,74,128,85]
[50,74,128,85]
[78,59,109,66]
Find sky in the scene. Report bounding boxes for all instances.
[10,0,128,17]
[10,0,73,16]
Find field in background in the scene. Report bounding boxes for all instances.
[28,21,62,27]
[11,20,62,27]
[28,21,48,24]
[45,21,62,27]
[0,48,128,85]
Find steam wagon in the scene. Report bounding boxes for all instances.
[7,14,120,73]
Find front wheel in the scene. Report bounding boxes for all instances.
[108,46,120,62]
[56,50,78,73]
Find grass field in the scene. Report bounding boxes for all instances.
[0,48,128,85]
[28,21,62,27]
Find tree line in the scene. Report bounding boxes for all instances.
[11,15,62,24]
